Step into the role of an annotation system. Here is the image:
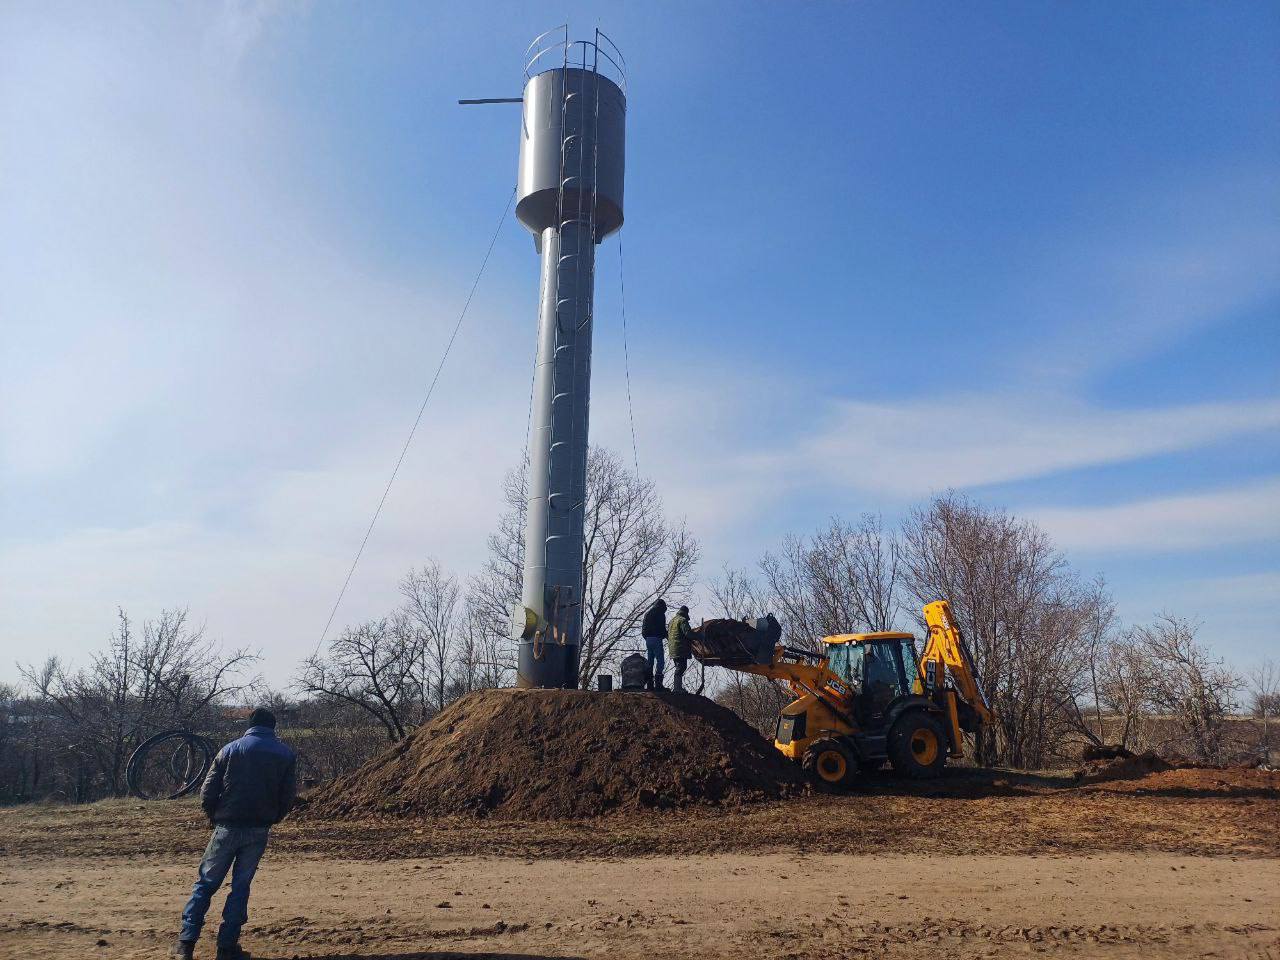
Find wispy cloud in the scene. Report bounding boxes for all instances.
[800,395,1280,497]
[1027,478,1280,552]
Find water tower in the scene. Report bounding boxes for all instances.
[512,28,626,688]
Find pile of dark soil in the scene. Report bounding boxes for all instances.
[303,688,801,821]
[692,617,778,667]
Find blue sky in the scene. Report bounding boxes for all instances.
[2,1,1277,684]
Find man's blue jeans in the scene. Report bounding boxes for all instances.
[644,636,665,688]
[180,825,270,946]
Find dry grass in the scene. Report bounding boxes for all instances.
[3,765,1275,862]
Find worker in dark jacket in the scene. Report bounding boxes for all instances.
[172,708,297,960]
[641,597,668,690]
[667,605,695,693]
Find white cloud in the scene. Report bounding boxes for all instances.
[1028,479,1280,552]
[0,406,524,681]
[800,395,1280,498]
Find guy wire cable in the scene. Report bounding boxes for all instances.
[312,186,517,659]
[617,230,639,475]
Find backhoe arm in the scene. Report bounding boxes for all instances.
[919,601,995,739]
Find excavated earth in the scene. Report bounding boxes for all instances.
[303,688,802,820]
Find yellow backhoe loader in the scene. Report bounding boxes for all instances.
[694,600,994,787]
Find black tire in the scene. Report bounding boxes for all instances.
[126,730,215,800]
[801,738,858,790]
[887,711,947,779]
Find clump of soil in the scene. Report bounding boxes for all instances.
[1074,746,1278,798]
[1089,765,1279,797]
[303,689,801,821]
[1075,749,1172,784]
[1079,743,1139,763]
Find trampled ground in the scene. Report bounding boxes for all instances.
[1,764,1277,959]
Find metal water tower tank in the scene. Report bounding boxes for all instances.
[512,28,626,689]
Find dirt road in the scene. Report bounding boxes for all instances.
[2,770,1276,959]
[2,850,1277,959]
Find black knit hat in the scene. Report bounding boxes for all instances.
[247,707,276,729]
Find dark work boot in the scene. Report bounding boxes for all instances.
[169,942,195,960]
[216,945,252,960]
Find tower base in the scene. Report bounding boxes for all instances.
[517,641,580,689]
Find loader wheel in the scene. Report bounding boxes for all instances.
[888,712,947,779]
[802,739,858,791]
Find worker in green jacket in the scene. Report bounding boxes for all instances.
[667,605,694,693]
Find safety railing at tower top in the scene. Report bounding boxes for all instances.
[523,25,627,95]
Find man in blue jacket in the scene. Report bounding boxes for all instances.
[172,708,297,960]
[641,597,668,690]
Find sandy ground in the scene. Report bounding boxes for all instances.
[2,851,1277,960]
[2,771,1277,959]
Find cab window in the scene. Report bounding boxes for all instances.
[862,641,903,698]
[899,638,920,690]
[826,642,864,686]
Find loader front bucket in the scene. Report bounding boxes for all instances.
[692,615,780,667]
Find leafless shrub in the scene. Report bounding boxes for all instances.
[1250,659,1280,764]
[758,515,903,652]
[898,493,1106,768]
[297,617,423,742]
[1094,630,1161,753]
[17,608,258,801]
[1129,616,1244,763]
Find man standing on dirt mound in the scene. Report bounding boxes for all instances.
[641,597,668,690]
[667,605,694,693]
[171,707,297,960]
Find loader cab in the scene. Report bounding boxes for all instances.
[824,632,920,723]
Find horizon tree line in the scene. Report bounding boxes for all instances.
[3,445,1276,803]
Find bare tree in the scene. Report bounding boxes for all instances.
[399,561,460,714]
[707,565,768,622]
[466,468,527,682]
[1094,631,1158,752]
[1249,659,1280,764]
[759,514,903,652]
[476,447,700,688]
[19,608,258,799]
[899,493,1100,768]
[1077,577,1119,746]
[450,602,514,697]
[297,618,423,742]
[1130,616,1243,763]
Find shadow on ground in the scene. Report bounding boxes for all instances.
[285,954,586,960]
[848,765,1077,798]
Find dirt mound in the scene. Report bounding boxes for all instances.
[1075,749,1173,784]
[303,688,801,821]
[1081,764,1278,797]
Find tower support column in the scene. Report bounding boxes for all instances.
[511,35,625,689]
